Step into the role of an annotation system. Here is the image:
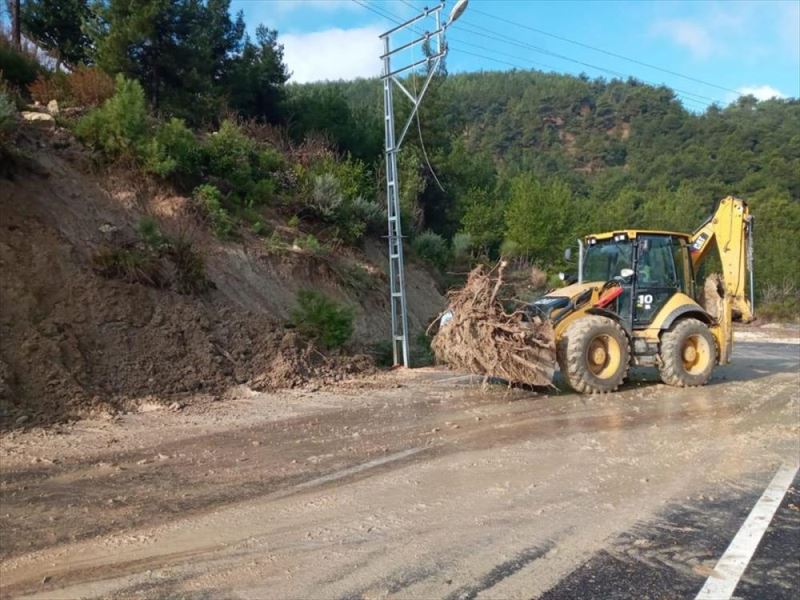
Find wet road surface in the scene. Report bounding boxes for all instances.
[1,339,798,599]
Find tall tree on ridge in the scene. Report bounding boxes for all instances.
[21,0,92,69]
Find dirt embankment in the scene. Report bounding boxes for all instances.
[0,126,444,427]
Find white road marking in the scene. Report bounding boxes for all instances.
[695,461,799,600]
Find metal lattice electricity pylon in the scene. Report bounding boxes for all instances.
[380,2,455,367]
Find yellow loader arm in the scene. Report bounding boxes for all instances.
[689,196,754,362]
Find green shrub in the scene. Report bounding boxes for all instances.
[0,41,40,88]
[264,231,290,254]
[94,223,212,294]
[499,239,522,257]
[75,75,148,159]
[205,119,257,194]
[92,247,164,287]
[167,236,214,294]
[291,290,354,349]
[349,195,385,233]
[311,155,373,201]
[137,216,168,250]
[309,173,343,220]
[412,331,435,366]
[245,178,277,207]
[451,232,473,263]
[257,147,285,175]
[370,339,395,367]
[295,233,324,255]
[192,184,235,238]
[250,220,270,236]
[140,117,201,179]
[412,230,449,270]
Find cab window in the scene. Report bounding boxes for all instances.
[637,236,676,287]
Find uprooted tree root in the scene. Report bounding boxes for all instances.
[431,261,557,387]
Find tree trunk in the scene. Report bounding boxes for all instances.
[11,0,21,50]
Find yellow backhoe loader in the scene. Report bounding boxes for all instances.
[528,196,754,393]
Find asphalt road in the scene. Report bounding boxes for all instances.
[1,338,798,599]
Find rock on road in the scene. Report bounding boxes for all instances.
[1,334,798,599]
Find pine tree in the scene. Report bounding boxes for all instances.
[21,0,91,68]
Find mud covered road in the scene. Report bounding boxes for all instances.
[1,333,798,599]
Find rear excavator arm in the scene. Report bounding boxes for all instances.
[689,196,754,362]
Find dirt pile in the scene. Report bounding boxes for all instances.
[0,125,435,427]
[0,207,366,422]
[431,262,556,387]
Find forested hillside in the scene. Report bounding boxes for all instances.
[290,72,799,304]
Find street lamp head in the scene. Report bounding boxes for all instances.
[447,0,468,26]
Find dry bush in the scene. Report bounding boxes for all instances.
[239,118,291,151]
[67,67,114,107]
[759,280,800,323]
[92,246,165,287]
[28,74,68,104]
[290,132,335,167]
[431,261,556,387]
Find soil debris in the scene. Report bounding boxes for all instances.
[431,261,556,387]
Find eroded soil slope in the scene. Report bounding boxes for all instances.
[0,126,444,426]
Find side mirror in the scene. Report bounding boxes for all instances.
[620,268,634,279]
[564,247,572,261]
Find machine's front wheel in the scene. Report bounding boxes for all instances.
[658,318,716,387]
[558,316,630,393]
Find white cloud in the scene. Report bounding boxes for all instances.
[735,85,787,101]
[651,18,714,59]
[282,25,383,83]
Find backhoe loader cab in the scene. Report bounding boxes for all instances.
[529,196,753,394]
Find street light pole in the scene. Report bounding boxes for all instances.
[380,2,457,367]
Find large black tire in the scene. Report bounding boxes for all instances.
[558,316,630,394]
[658,318,716,387]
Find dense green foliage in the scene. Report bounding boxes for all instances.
[21,0,91,68]
[300,71,799,301]
[291,290,354,349]
[76,74,148,158]
[0,36,40,87]
[22,0,285,124]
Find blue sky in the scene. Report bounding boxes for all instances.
[232,0,800,110]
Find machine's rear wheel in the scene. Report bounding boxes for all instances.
[658,318,716,387]
[558,316,630,393]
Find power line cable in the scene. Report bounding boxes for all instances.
[451,21,720,105]
[400,0,740,98]
[411,68,447,192]
[466,5,742,97]
[354,0,715,108]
